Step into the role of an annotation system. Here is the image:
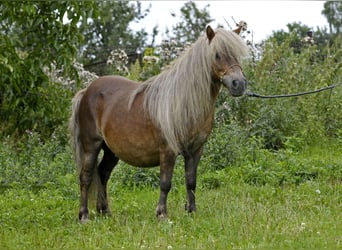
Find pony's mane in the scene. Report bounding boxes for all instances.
[129,28,248,154]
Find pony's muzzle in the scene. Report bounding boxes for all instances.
[222,75,247,97]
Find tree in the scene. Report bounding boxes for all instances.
[78,1,150,75]
[269,22,312,52]
[322,1,342,34]
[171,1,214,43]
[0,1,97,137]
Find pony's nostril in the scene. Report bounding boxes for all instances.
[232,80,238,89]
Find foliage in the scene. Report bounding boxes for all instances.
[0,1,97,137]
[269,21,341,57]
[270,22,313,54]
[322,1,342,34]
[200,124,342,188]
[1,121,341,191]
[78,1,150,75]
[0,131,74,189]
[200,122,251,171]
[237,141,342,186]
[2,17,340,188]
[227,34,342,150]
[171,1,214,43]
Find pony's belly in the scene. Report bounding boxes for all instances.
[113,145,160,168]
[103,127,161,168]
[122,158,160,168]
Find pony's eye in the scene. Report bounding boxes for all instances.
[215,53,221,60]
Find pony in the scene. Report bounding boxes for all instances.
[69,26,249,222]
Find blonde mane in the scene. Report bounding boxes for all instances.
[129,28,248,154]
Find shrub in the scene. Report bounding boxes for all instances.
[0,130,74,189]
[222,36,342,149]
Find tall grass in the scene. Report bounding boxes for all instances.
[1,99,341,250]
[1,168,341,249]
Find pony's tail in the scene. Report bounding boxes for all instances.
[69,88,100,207]
[69,89,87,173]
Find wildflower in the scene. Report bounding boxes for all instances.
[143,55,160,64]
[107,49,129,75]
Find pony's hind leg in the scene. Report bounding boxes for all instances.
[79,141,102,223]
[96,142,118,215]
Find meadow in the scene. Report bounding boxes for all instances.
[1,136,341,249]
[1,16,341,249]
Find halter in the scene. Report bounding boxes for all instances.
[213,64,243,82]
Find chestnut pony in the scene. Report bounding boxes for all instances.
[70,26,248,222]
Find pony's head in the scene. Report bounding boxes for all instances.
[206,26,248,97]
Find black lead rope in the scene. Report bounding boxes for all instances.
[246,83,341,99]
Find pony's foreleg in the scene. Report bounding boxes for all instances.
[156,149,176,219]
[97,143,118,215]
[184,147,203,213]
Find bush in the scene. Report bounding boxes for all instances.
[222,36,342,150]
[200,122,250,171]
[0,130,74,189]
[1,26,341,191]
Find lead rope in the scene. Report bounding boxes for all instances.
[246,83,341,99]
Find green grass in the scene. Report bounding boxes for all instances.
[1,179,341,249]
[0,140,341,249]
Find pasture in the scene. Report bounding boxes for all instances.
[1,138,341,249]
[1,2,341,249]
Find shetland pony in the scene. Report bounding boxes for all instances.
[70,26,248,222]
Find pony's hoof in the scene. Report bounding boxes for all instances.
[79,218,90,224]
[185,203,197,213]
[99,209,112,217]
[79,215,90,224]
[156,204,168,220]
[79,209,89,223]
[157,213,168,220]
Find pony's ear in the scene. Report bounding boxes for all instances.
[233,27,242,35]
[206,25,215,43]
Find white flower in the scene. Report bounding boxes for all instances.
[300,222,306,231]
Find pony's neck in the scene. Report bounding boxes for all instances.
[210,81,222,103]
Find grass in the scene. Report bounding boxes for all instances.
[0,139,341,249]
[1,179,341,249]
